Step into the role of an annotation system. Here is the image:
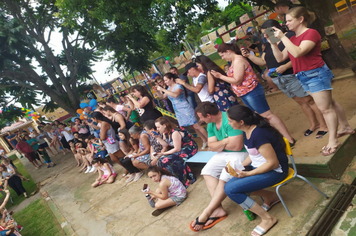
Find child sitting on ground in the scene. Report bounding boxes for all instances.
[76,141,94,173]
[118,129,134,155]
[88,135,107,159]
[143,166,187,216]
[68,140,82,167]
[37,147,56,168]
[91,159,116,187]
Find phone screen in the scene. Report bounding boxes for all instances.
[265,28,280,44]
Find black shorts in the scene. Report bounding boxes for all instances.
[38,142,49,149]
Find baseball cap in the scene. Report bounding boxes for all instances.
[151,73,160,80]
[183,62,197,76]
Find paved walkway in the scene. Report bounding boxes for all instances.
[17,152,342,236]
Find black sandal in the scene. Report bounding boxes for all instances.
[316,131,328,139]
[304,129,314,137]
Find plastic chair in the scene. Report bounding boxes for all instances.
[269,137,329,217]
[335,0,351,15]
[350,0,356,9]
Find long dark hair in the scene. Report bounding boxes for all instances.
[91,111,114,125]
[227,105,285,148]
[147,166,174,177]
[130,85,153,100]
[195,55,226,76]
[91,158,108,165]
[218,42,241,55]
[118,129,131,146]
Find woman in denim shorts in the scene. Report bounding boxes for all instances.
[243,19,328,139]
[211,43,295,146]
[271,7,354,155]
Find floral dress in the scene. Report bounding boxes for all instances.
[157,126,197,188]
[213,80,239,111]
[167,84,197,127]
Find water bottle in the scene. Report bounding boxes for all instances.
[244,210,256,221]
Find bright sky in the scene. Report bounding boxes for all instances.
[88,0,229,84]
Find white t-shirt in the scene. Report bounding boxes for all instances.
[115,104,127,117]
[192,73,214,103]
[61,127,75,142]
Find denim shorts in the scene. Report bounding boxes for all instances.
[240,83,270,114]
[272,73,308,98]
[295,63,334,94]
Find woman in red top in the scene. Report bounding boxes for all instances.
[271,7,354,155]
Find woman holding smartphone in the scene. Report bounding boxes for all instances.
[242,19,328,139]
[271,7,354,155]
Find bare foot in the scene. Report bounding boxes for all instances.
[191,206,226,231]
[251,216,278,236]
[337,127,355,138]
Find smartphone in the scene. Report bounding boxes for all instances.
[143,184,148,190]
[151,131,158,136]
[88,118,93,123]
[265,27,280,44]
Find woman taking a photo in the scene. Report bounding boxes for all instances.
[224,105,288,236]
[243,19,328,139]
[194,55,238,111]
[154,117,197,188]
[212,43,295,146]
[126,85,162,123]
[155,73,208,146]
[102,106,128,133]
[271,7,354,155]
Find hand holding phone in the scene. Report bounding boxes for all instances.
[265,27,280,44]
[142,184,150,192]
[151,131,158,136]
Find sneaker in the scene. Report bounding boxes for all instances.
[126,174,135,183]
[89,166,96,173]
[84,167,90,174]
[134,172,143,182]
[47,165,51,168]
[202,142,208,149]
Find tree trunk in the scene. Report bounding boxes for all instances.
[301,0,352,69]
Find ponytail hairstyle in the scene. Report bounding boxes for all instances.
[217,42,241,55]
[227,105,285,148]
[287,6,316,25]
[91,111,114,126]
[91,158,108,165]
[147,166,174,177]
[130,85,153,101]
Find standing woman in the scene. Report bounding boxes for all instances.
[155,73,209,146]
[0,165,27,198]
[154,117,197,188]
[195,56,239,111]
[271,7,354,155]
[91,112,140,176]
[224,105,288,236]
[243,19,328,139]
[126,85,162,123]
[211,43,295,146]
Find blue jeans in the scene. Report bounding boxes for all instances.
[240,83,270,114]
[295,63,334,94]
[224,169,287,210]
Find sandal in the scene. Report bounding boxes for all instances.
[337,129,355,138]
[316,131,328,139]
[304,129,314,137]
[202,215,227,229]
[189,217,207,232]
[321,145,340,156]
[261,199,281,211]
[251,221,278,236]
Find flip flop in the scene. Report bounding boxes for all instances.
[336,130,355,138]
[151,208,167,217]
[261,199,281,211]
[202,215,227,230]
[304,129,314,137]
[251,221,278,236]
[316,131,328,139]
[189,217,207,232]
[321,145,340,156]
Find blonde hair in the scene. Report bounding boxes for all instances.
[287,6,316,25]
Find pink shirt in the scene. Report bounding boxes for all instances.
[115,104,126,117]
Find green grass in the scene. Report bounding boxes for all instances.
[4,155,37,207]
[13,199,65,236]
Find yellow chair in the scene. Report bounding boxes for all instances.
[269,137,329,217]
[335,0,351,15]
[350,0,356,8]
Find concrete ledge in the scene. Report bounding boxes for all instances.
[295,132,356,179]
[42,191,77,236]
